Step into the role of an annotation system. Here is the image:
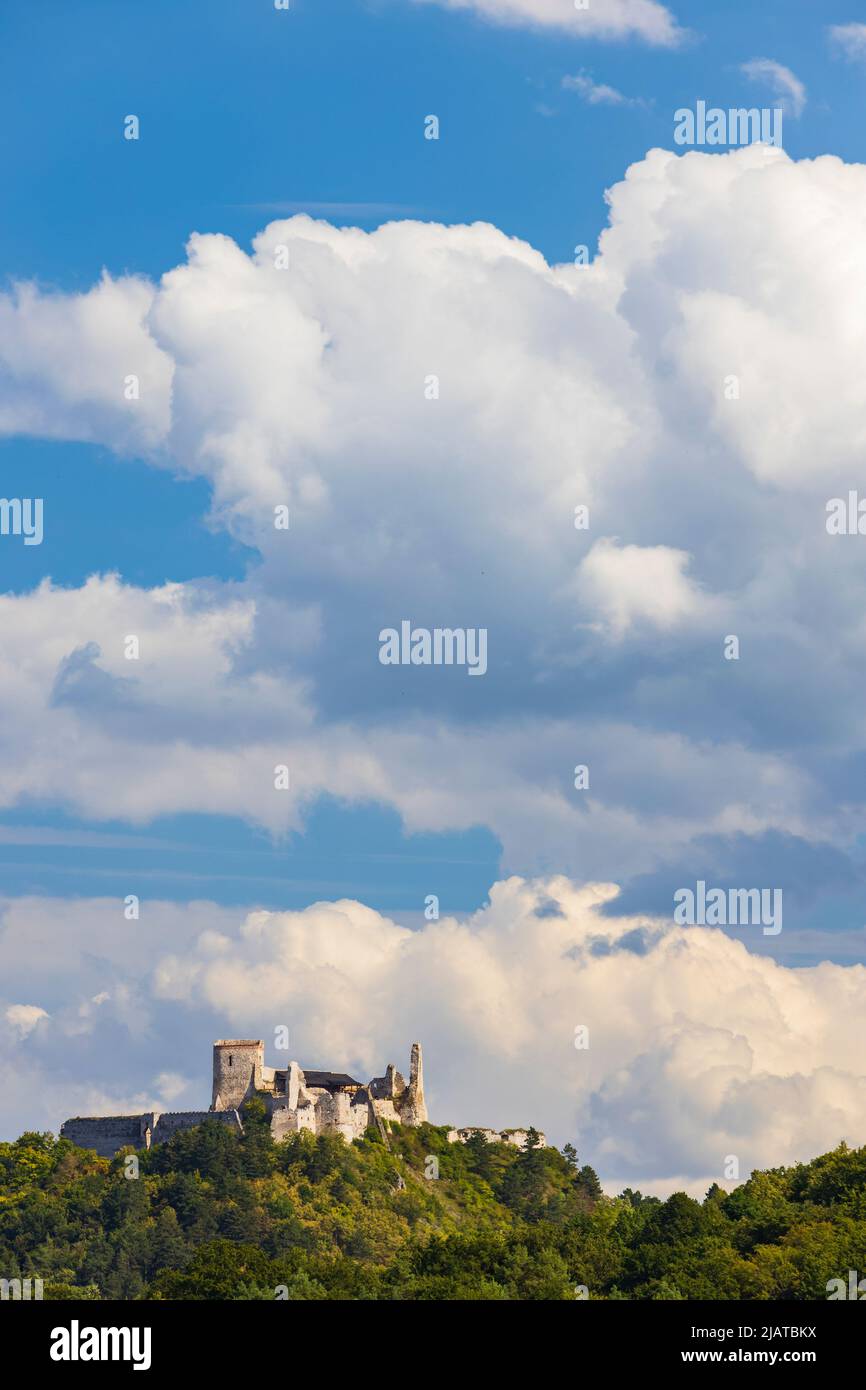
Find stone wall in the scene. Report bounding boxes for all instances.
[61,1109,243,1157]
[500,1128,546,1149]
[368,1044,426,1127]
[446,1127,547,1149]
[370,1097,400,1127]
[61,1115,149,1158]
[151,1110,242,1144]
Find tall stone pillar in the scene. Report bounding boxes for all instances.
[407,1042,427,1123]
[287,1060,302,1110]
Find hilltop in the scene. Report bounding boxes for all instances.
[1,1107,865,1300]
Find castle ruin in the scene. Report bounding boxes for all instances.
[61,1039,427,1157]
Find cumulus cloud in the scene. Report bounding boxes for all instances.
[740,58,806,118]
[0,275,172,451]
[410,0,683,46]
[573,538,719,636]
[0,574,317,827]
[4,146,866,896]
[147,876,866,1185]
[2,880,865,1188]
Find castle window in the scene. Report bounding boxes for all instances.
[229,1056,233,1066]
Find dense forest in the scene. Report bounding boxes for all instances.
[2,1101,865,1300]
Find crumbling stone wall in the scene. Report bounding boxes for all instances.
[151,1110,241,1144]
[446,1126,547,1149]
[61,1109,242,1157]
[60,1115,150,1158]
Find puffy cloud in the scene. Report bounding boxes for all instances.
[410,0,683,45]
[2,879,865,1187]
[0,574,316,827]
[3,147,866,894]
[0,275,172,451]
[740,59,806,118]
[573,538,719,636]
[4,1004,49,1038]
[150,875,866,1184]
[597,147,866,493]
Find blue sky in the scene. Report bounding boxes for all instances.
[4,0,866,1174]
[3,0,865,283]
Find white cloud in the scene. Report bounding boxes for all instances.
[4,146,866,882]
[0,274,172,451]
[4,1004,49,1038]
[411,0,683,46]
[573,537,719,636]
[562,71,642,106]
[829,23,866,62]
[0,571,831,879]
[740,58,806,118]
[145,876,866,1185]
[0,573,316,827]
[5,881,864,1186]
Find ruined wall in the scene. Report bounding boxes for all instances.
[60,1115,150,1158]
[151,1110,242,1144]
[316,1089,373,1143]
[268,1085,372,1143]
[350,1098,372,1138]
[370,1089,403,1127]
[269,1101,318,1141]
[368,1044,426,1127]
[500,1129,546,1149]
[61,1109,243,1157]
[269,1107,295,1143]
[447,1127,547,1149]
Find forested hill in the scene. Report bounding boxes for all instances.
[1,1105,865,1300]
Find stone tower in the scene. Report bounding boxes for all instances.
[405,1041,427,1123]
[211,1039,264,1111]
